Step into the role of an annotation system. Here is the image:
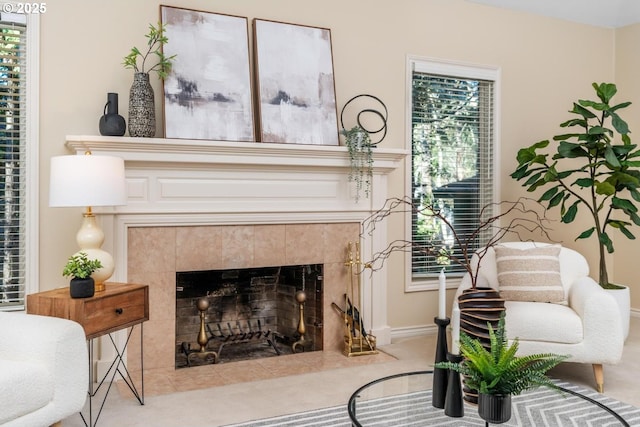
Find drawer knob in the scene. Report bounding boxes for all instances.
[115,308,124,315]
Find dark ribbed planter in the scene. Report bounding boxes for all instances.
[69,277,95,299]
[458,287,505,404]
[478,393,512,424]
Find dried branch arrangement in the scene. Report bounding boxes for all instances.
[360,196,555,288]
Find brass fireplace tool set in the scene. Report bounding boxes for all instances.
[333,241,377,357]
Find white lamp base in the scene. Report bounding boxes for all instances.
[76,212,115,290]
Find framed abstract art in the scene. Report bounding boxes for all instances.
[161,6,254,141]
[253,19,339,145]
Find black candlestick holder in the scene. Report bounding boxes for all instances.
[432,316,450,408]
[444,351,464,417]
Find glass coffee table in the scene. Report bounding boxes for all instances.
[348,371,630,426]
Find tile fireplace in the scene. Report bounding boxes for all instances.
[64,135,406,375]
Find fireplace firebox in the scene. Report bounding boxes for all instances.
[175,264,323,367]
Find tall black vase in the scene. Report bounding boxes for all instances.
[99,92,126,136]
[128,72,155,137]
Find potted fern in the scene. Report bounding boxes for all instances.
[62,252,103,299]
[435,312,568,424]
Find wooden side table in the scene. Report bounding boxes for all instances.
[27,282,149,427]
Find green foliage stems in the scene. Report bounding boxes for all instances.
[62,252,103,279]
[435,312,569,395]
[511,83,640,288]
[123,22,176,79]
[342,125,373,202]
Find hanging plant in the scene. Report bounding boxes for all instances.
[342,125,373,202]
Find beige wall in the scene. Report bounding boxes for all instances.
[40,0,625,329]
[613,24,640,309]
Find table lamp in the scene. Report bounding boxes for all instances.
[49,152,126,291]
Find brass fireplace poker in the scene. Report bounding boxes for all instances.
[339,241,377,357]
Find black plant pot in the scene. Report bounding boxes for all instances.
[478,393,512,424]
[69,277,95,299]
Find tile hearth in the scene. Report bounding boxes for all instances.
[119,348,396,397]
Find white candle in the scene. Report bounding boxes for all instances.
[438,268,446,319]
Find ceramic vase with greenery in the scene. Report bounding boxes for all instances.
[342,125,373,202]
[435,312,568,424]
[123,22,176,137]
[62,252,103,299]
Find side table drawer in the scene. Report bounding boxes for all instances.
[82,287,148,339]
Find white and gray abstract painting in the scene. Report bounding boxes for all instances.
[254,19,339,145]
[161,7,254,141]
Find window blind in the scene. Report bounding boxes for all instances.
[411,71,494,278]
[0,15,27,309]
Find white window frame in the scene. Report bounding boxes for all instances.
[404,55,501,292]
[0,10,39,310]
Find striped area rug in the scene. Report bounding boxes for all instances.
[223,381,640,426]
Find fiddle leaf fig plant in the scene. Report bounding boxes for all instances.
[511,82,640,288]
[123,22,176,79]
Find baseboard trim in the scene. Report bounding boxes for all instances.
[390,308,640,341]
[390,324,437,340]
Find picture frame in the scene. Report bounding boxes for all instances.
[253,19,339,145]
[160,6,255,141]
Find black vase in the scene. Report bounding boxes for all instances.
[458,287,505,404]
[69,277,95,299]
[478,393,512,424]
[99,92,126,136]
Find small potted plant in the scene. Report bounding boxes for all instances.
[435,312,568,424]
[123,22,176,137]
[62,252,103,298]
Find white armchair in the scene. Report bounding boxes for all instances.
[451,241,624,393]
[0,311,88,427]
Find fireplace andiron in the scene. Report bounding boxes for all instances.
[181,297,219,366]
[292,290,310,353]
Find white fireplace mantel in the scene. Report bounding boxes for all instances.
[65,135,408,345]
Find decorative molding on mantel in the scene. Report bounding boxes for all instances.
[65,135,408,173]
[65,135,407,347]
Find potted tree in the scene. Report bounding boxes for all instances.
[62,252,103,299]
[511,82,639,339]
[123,22,176,137]
[435,312,568,424]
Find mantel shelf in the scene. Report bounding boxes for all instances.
[65,135,408,173]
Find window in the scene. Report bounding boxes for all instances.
[408,57,498,290]
[0,11,38,310]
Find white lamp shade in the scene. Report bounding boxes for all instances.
[49,155,127,207]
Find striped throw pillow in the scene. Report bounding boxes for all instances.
[494,245,566,304]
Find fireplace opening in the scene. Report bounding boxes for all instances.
[175,264,323,367]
